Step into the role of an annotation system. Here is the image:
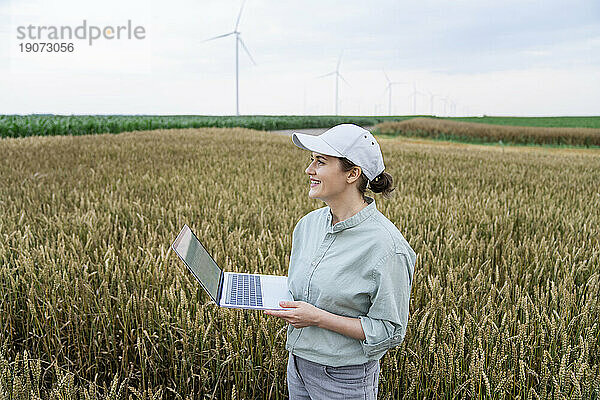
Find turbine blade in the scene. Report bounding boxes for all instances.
[238,37,256,65]
[336,50,343,71]
[338,73,350,87]
[235,0,247,31]
[316,71,336,79]
[201,31,235,42]
[383,69,391,83]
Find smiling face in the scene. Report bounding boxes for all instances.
[306,152,360,202]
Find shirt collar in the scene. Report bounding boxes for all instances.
[325,196,377,233]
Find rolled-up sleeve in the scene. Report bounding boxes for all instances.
[358,250,416,359]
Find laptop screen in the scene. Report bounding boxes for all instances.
[172,225,221,301]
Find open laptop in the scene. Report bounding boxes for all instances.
[171,224,293,310]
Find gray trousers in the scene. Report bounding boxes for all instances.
[286,352,380,400]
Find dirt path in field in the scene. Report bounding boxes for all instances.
[269,126,376,137]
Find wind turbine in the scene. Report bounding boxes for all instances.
[441,96,450,116]
[426,90,439,116]
[408,82,425,115]
[201,0,256,116]
[317,51,348,115]
[382,70,408,116]
[445,98,456,116]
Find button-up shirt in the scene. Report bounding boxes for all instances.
[285,196,417,367]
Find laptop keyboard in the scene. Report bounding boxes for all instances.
[226,274,263,307]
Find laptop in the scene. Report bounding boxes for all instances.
[171,224,293,310]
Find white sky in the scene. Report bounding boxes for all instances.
[1,0,599,116]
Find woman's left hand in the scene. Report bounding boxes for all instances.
[263,301,324,329]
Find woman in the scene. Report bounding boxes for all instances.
[264,124,416,400]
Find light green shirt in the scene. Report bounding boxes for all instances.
[285,196,416,367]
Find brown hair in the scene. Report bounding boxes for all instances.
[338,157,395,200]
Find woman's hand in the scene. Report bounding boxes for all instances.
[263,301,324,329]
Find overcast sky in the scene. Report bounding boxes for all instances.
[1,0,599,116]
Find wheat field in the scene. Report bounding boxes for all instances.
[0,128,599,399]
[374,118,600,146]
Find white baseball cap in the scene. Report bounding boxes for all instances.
[291,124,385,181]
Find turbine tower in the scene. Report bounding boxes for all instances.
[383,70,407,116]
[317,51,348,115]
[202,0,256,116]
